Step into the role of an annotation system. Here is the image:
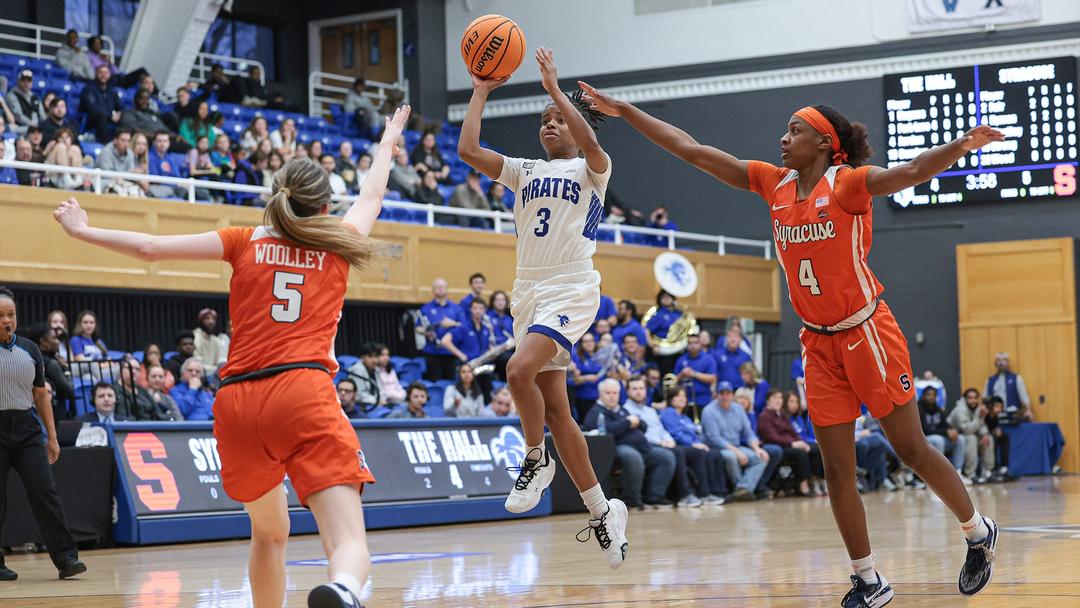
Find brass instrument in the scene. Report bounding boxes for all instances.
[643,305,698,356]
[662,371,701,423]
[645,251,700,356]
[468,315,515,375]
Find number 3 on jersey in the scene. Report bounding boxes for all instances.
[798,259,822,295]
[271,271,305,322]
[534,207,551,237]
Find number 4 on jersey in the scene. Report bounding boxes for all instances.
[798,259,822,295]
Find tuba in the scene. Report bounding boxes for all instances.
[643,251,700,356]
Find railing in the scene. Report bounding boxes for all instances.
[0,157,773,259]
[0,18,115,63]
[191,52,265,86]
[308,70,409,119]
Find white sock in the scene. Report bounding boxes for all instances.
[851,554,877,584]
[580,483,608,518]
[526,443,545,463]
[332,572,362,601]
[961,511,989,542]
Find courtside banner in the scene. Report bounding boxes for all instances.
[908,0,1040,33]
[112,419,527,515]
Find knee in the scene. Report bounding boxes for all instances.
[891,436,931,465]
[251,519,290,547]
[505,356,535,388]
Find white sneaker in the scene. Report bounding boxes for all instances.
[959,472,974,486]
[504,448,555,513]
[679,495,703,508]
[577,498,629,569]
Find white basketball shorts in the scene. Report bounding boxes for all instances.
[511,260,600,373]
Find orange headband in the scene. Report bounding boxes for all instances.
[794,106,847,165]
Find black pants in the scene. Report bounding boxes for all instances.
[670,445,713,498]
[86,112,114,143]
[779,445,813,483]
[0,411,78,570]
[994,430,1010,470]
[423,354,458,381]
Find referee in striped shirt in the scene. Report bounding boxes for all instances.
[0,286,85,581]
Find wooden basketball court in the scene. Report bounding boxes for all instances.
[3,476,1078,607]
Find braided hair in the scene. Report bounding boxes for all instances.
[544,89,606,132]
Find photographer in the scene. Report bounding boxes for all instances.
[647,205,678,247]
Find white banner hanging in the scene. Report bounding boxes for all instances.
[908,0,1041,33]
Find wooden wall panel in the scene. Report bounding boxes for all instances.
[957,238,1078,471]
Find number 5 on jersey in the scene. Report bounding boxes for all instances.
[271,271,305,322]
[798,259,822,295]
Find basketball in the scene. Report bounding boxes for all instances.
[460,14,525,80]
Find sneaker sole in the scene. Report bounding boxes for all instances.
[871,585,894,607]
[307,585,362,608]
[607,499,630,569]
[959,518,998,596]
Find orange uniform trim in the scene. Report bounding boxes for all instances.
[795,107,848,166]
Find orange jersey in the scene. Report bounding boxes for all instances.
[748,161,884,327]
[217,226,349,379]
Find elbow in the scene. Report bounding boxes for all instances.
[135,242,158,262]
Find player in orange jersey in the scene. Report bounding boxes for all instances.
[583,83,1003,608]
[53,105,412,608]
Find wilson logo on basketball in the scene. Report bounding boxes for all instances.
[473,36,505,74]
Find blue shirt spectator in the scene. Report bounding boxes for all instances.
[701,385,759,450]
[660,406,701,446]
[612,300,648,350]
[458,272,486,318]
[595,294,617,324]
[674,334,717,406]
[488,310,513,345]
[571,334,604,407]
[715,331,752,389]
[0,166,16,185]
[69,335,107,360]
[418,278,464,357]
[170,359,214,420]
[645,306,682,340]
[441,301,491,363]
[623,397,674,447]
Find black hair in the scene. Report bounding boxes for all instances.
[963,387,980,399]
[319,153,335,163]
[455,363,483,400]
[406,381,428,399]
[627,374,646,388]
[66,29,78,36]
[656,289,675,306]
[48,97,64,110]
[92,381,115,403]
[544,89,605,132]
[922,385,938,395]
[488,290,509,312]
[174,330,195,345]
[621,332,639,345]
[26,323,50,345]
[469,272,486,283]
[987,395,1005,406]
[337,378,357,391]
[619,299,637,317]
[360,342,379,357]
[0,286,13,301]
[812,104,873,167]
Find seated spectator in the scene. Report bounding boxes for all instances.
[919,386,965,473]
[487,182,509,212]
[583,378,675,510]
[644,365,664,405]
[915,370,947,413]
[77,382,133,424]
[388,382,430,419]
[187,135,216,200]
[169,358,214,420]
[410,131,450,182]
[136,74,162,111]
[308,139,324,162]
[481,387,515,418]
[40,98,81,148]
[611,301,647,353]
[389,147,420,199]
[415,170,443,205]
[757,389,821,496]
[43,127,88,190]
[674,333,717,408]
[346,343,382,411]
[210,134,236,180]
[334,140,358,191]
[120,90,186,152]
[179,101,216,149]
[164,330,196,380]
[203,64,231,99]
[268,150,284,175]
[733,387,757,430]
[229,65,269,108]
[148,131,186,198]
[55,29,94,81]
[698,329,713,354]
[0,117,14,162]
[447,169,491,228]
[0,141,15,185]
[270,118,297,159]
[354,153,371,189]
[570,332,603,422]
[701,381,776,501]
[593,319,612,341]
[416,277,464,380]
[193,309,227,378]
[375,344,406,407]
[739,362,769,416]
[163,86,198,133]
[26,125,46,161]
[714,328,752,389]
[619,334,649,377]
[783,390,824,494]
[69,310,108,361]
[344,78,381,136]
[6,70,44,134]
[444,363,486,418]
[80,64,122,142]
[658,387,727,504]
[337,378,365,419]
[293,141,309,161]
[47,310,71,364]
[241,116,270,153]
[440,299,493,391]
[86,36,116,79]
[26,323,74,420]
[319,154,349,197]
[854,415,891,491]
[983,394,1013,481]
[623,376,694,507]
[113,360,158,420]
[985,352,1033,421]
[648,205,678,232]
[14,137,43,186]
[95,128,144,197]
[232,151,265,205]
[144,364,183,420]
[457,272,486,314]
[948,388,996,483]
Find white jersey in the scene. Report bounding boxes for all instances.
[497,154,611,270]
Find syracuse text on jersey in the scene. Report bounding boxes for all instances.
[253,242,328,270]
[773,218,838,251]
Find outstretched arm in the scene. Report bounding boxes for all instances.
[536,48,607,175]
[458,74,509,180]
[865,125,1004,196]
[579,81,749,190]
[53,197,223,261]
[342,105,410,235]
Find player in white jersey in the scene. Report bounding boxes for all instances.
[459,48,628,569]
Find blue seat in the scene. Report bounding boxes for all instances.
[337,355,360,373]
[107,349,126,360]
[132,351,144,363]
[424,403,446,418]
[390,356,411,371]
[368,406,392,419]
[164,351,178,361]
[437,185,454,203]
[427,385,447,411]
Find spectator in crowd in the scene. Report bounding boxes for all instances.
[584,378,675,510]
[135,343,174,390]
[757,389,821,496]
[210,134,236,180]
[270,118,297,158]
[354,153,372,189]
[40,98,80,145]
[187,135,216,200]
[77,382,132,424]
[80,64,122,142]
[13,137,43,186]
[95,128,144,197]
[267,150,284,175]
[344,78,381,136]
[948,388,996,483]
[715,329,752,389]
[130,128,149,168]
[595,292,617,329]
[144,364,183,420]
[985,352,1033,421]
[388,382,430,419]
[854,415,890,492]
[6,70,44,134]
[85,36,117,79]
[26,125,46,160]
[336,378,365,419]
[318,154,348,197]
[163,331,196,380]
[647,205,679,247]
[983,394,1013,481]
[459,273,486,314]
[698,329,713,354]
[308,139,324,162]
[148,131,185,198]
[570,332,603,422]
[374,344,406,407]
[622,376,693,507]
[919,386,966,473]
[487,290,514,379]
[163,86,198,133]
[726,317,754,357]
[916,369,947,413]
[645,290,684,374]
[120,90,181,150]
[47,310,71,363]
[292,141,308,161]
[179,100,215,149]
[410,131,450,182]
[611,300,647,352]
[0,117,14,162]
[112,359,158,420]
[448,169,491,228]
[701,381,773,501]
[733,387,757,430]
[620,333,649,377]
[241,116,270,153]
[444,363,486,418]
[192,308,227,378]
[593,319,612,341]
[790,356,807,408]
[0,141,15,185]
[136,74,162,111]
[169,358,213,420]
[739,362,770,415]
[415,169,444,206]
[658,387,727,504]
[69,310,108,361]
[335,140,359,191]
[417,277,463,380]
[783,390,824,494]
[233,151,265,204]
[229,65,269,108]
[481,387,515,418]
[346,343,382,412]
[441,299,492,388]
[55,30,95,80]
[203,64,230,99]
[43,127,88,190]
[674,333,717,407]
[643,365,664,405]
[26,324,73,421]
[487,182,509,212]
[389,147,421,199]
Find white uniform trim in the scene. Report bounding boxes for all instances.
[861,323,888,381]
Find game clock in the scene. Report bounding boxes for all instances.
[884,56,1078,208]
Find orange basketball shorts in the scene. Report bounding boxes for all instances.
[800,301,915,427]
[213,367,374,506]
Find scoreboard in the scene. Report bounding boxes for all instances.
[884,56,1078,208]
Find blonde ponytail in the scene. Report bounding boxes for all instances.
[262,158,387,271]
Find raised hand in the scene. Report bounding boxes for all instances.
[535,47,559,93]
[959,125,1005,151]
[382,105,411,138]
[470,72,509,94]
[577,81,624,117]
[53,197,88,237]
